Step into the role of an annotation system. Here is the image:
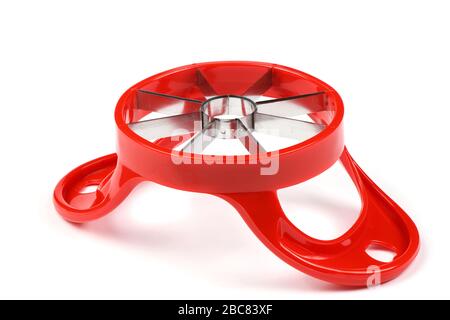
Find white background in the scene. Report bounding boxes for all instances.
[1,0,449,299]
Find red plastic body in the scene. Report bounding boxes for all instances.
[53,61,419,287]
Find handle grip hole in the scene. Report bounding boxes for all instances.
[365,242,397,263]
[79,184,99,194]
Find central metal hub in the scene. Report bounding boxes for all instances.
[201,95,256,139]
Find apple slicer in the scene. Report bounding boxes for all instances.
[53,61,419,286]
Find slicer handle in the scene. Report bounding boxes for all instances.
[217,148,419,286]
[53,154,143,223]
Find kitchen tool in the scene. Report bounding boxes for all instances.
[53,61,419,286]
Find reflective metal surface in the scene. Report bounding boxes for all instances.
[128,70,330,155]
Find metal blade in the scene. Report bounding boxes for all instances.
[256,91,326,117]
[136,90,203,116]
[196,69,217,98]
[254,112,325,141]
[128,112,200,141]
[242,68,272,101]
[237,119,266,154]
[138,90,204,104]
[180,120,216,154]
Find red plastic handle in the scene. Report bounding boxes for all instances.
[53,154,143,223]
[217,148,419,286]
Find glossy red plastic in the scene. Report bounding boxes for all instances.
[53,61,419,287]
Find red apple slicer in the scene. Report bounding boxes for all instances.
[53,61,419,286]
